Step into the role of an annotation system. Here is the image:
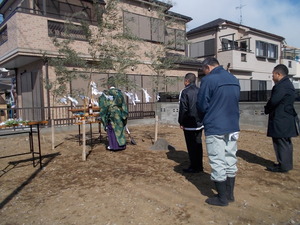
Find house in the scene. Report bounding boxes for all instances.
[0,0,200,122]
[281,45,300,89]
[186,18,287,100]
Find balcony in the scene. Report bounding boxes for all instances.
[218,49,279,74]
[0,7,91,69]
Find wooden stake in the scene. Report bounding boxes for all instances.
[154,115,158,142]
[82,119,86,161]
[51,119,55,150]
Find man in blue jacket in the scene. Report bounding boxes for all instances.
[265,64,298,173]
[197,57,240,206]
[178,73,204,173]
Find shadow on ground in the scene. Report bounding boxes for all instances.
[166,146,215,198]
[0,152,61,209]
[237,149,274,167]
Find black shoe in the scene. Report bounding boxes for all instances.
[266,166,288,173]
[182,167,203,173]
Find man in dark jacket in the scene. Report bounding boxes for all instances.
[178,73,204,173]
[197,57,240,206]
[265,64,298,173]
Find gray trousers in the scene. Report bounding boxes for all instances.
[205,134,238,182]
[272,137,293,171]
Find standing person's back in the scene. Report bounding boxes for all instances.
[178,73,204,173]
[197,57,240,206]
[197,66,240,136]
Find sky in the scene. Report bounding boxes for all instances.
[171,0,300,48]
[0,0,299,47]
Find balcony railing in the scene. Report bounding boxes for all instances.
[48,20,87,41]
[0,5,96,28]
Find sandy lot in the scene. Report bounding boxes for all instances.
[0,123,300,225]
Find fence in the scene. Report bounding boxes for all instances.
[158,89,300,102]
[1,89,300,126]
[0,103,156,126]
[240,90,271,102]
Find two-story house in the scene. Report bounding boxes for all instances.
[186,18,286,101]
[282,45,300,90]
[0,0,199,122]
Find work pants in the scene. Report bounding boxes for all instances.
[183,129,203,171]
[205,134,238,181]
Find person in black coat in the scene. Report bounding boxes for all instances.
[178,73,204,173]
[264,64,298,173]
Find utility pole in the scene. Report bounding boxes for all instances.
[236,0,246,24]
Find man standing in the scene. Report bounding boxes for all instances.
[197,57,240,206]
[265,64,298,173]
[178,73,204,173]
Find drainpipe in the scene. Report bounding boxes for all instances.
[43,0,46,16]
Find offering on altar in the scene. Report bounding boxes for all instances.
[69,107,100,123]
[0,118,30,128]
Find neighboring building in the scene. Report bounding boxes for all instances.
[186,18,286,100]
[0,0,200,121]
[281,46,300,89]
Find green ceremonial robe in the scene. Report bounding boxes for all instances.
[99,87,128,146]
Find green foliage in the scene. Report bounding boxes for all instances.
[45,0,139,103]
[44,0,187,104]
[4,119,30,127]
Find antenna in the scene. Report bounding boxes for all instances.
[236,0,246,24]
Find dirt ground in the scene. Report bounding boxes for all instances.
[0,123,300,225]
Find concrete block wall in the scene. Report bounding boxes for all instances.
[155,102,300,131]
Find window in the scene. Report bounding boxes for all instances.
[35,0,93,22]
[0,25,8,45]
[48,20,87,41]
[241,53,247,62]
[175,29,185,51]
[45,0,60,16]
[165,28,185,51]
[189,39,215,58]
[151,18,164,43]
[221,38,238,51]
[288,61,292,68]
[124,11,165,43]
[256,41,278,59]
[205,39,215,56]
[240,40,248,51]
[165,28,175,48]
[256,41,267,58]
[267,43,278,59]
